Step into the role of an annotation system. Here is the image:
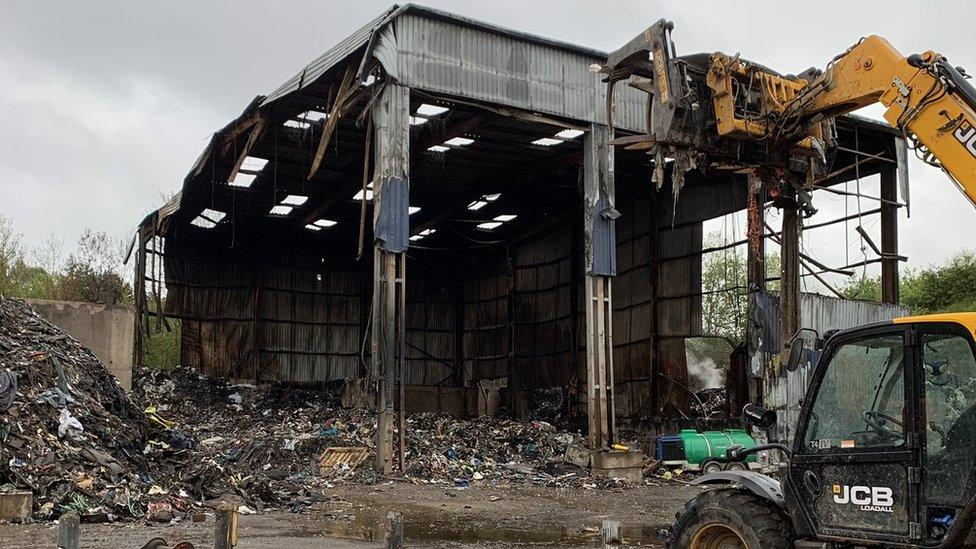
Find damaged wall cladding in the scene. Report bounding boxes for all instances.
[753,291,909,445]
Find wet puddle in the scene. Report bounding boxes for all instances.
[312,502,663,546]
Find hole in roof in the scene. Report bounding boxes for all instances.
[191,217,217,229]
[494,214,517,222]
[353,188,374,201]
[270,205,293,216]
[467,200,487,211]
[300,110,329,122]
[283,120,311,130]
[314,219,337,228]
[229,172,257,188]
[305,224,321,232]
[532,137,564,146]
[477,221,503,230]
[241,156,269,171]
[409,228,436,242]
[444,137,474,147]
[428,145,450,153]
[409,206,421,215]
[484,193,501,202]
[201,209,227,222]
[363,75,377,87]
[410,116,428,126]
[281,194,308,206]
[417,104,449,116]
[555,129,585,140]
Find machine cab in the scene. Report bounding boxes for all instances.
[788,316,976,546]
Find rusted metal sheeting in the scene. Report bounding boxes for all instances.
[512,227,575,391]
[462,268,509,383]
[755,291,908,444]
[394,13,646,132]
[165,238,365,382]
[404,276,455,386]
[611,195,653,419]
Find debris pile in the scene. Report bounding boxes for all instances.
[691,388,728,419]
[0,296,149,521]
[134,367,620,504]
[0,297,655,521]
[134,366,367,511]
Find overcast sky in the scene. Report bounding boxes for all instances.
[2,1,974,288]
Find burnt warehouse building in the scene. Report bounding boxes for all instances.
[134,5,907,471]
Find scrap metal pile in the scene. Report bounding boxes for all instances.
[0,297,637,522]
[134,366,624,504]
[0,296,149,521]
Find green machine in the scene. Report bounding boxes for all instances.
[654,429,759,473]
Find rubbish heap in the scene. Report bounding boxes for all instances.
[134,366,624,510]
[0,297,650,522]
[0,295,149,521]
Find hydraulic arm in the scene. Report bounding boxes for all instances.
[714,35,976,206]
[605,23,976,207]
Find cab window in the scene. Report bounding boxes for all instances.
[803,333,905,451]
[922,324,976,505]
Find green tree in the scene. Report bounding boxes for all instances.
[0,215,29,296]
[59,229,132,304]
[843,250,976,314]
[691,232,781,387]
[700,231,781,342]
[143,320,182,370]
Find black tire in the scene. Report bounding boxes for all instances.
[701,460,723,474]
[723,461,748,471]
[668,488,792,549]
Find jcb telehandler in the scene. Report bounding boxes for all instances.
[600,19,976,549]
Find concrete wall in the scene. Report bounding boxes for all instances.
[26,299,134,391]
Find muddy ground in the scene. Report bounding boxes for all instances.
[2,482,700,548]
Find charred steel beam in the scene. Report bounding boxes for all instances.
[880,164,900,304]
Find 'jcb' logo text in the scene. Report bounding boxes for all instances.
[832,484,894,513]
[953,120,976,157]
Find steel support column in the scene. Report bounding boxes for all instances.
[745,172,766,400]
[371,83,410,475]
[779,187,801,364]
[880,165,900,304]
[583,123,616,449]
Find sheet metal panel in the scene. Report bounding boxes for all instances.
[512,227,575,390]
[395,14,646,132]
[756,291,908,445]
[611,194,654,418]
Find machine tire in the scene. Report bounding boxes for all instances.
[724,461,748,471]
[668,488,792,549]
[701,460,723,474]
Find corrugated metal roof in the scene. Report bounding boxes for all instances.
[258,4,646,131]
[394,13,645,131]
